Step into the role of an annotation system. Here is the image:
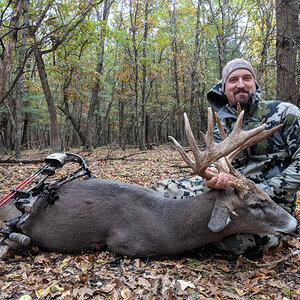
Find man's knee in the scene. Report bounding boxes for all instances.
[152,177,207,199]
[211,233,281,257]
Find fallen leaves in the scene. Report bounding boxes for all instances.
[1,237,300,299]
[0,146,299,299]
[177,279,196,290]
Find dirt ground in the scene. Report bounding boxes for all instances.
[0,146,299,299]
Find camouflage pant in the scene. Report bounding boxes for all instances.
[152,176,280,257]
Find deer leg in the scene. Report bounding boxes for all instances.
[0,245,10,259]
[0,237,23,259]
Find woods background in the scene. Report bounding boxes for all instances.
[0,0,299,155]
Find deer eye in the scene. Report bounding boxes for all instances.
[250,203,262,209]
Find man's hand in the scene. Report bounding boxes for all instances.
[204,167,232,189]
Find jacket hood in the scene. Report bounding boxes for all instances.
[207,80,262,115]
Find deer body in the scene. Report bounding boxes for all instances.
[19,177,298,257]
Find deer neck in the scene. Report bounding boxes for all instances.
[150,189,237,254]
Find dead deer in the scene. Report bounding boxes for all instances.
[0,108,298,258]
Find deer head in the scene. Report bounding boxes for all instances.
[169,106,284,232]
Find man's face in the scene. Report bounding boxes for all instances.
[224,69,256,107]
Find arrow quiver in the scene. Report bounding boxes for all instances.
[0,153,92,247]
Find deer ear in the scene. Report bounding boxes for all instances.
[208,205,231,232]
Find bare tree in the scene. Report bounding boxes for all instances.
[276,0,300,106]
[206,0,249,75]
[170,0,182,141]
[0,0,23,104]
[189,0,202,126]
[85,0,113,150]
[14,0,30,157]
[129,0,140,146]
[139,0,150,149]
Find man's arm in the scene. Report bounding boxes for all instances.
[256,107,300,205]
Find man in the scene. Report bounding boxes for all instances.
[153,58,300,257]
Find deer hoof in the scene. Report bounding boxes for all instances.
[0,245,10,259]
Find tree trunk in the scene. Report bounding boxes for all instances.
[85,0,111,150]
[33,45,61,151]
[59,68,87,146]
[255,1,274,82]
[189,0,202,128]
[118,93,125,149]
[170,0,181,141]
[0,0,23,104]
[14,74,23,157]
[140,0,149,149]
[276,0,300,105]
[207,0,226,76]
[14,0,30,158]
[129,0,140,146]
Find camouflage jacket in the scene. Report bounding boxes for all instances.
[207,81,300,213]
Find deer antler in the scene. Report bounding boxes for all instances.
[169,107,283,193]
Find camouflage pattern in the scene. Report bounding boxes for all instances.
[212,233,281,256]
[153,81,300,256]
[152,177,209,199]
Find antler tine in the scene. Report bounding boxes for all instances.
[228,109,245,136]
[215,112,226,141]
[205,108,214,147]
[184,110,220,178]
[183,112,203,163]
[227,124,283,163]
[168,111,216,179]
[168,135,196,170]
[216,103,243,142]
[237,103,242,116]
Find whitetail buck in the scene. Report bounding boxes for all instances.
[0,108,298,258]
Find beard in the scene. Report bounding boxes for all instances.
[233,88,252,108]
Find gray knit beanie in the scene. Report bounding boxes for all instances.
[222,58,255,92]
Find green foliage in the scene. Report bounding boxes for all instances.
[2,0,284,150]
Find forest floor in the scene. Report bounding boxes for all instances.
[0,145,299,300]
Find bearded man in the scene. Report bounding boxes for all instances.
[153,58,300,257]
